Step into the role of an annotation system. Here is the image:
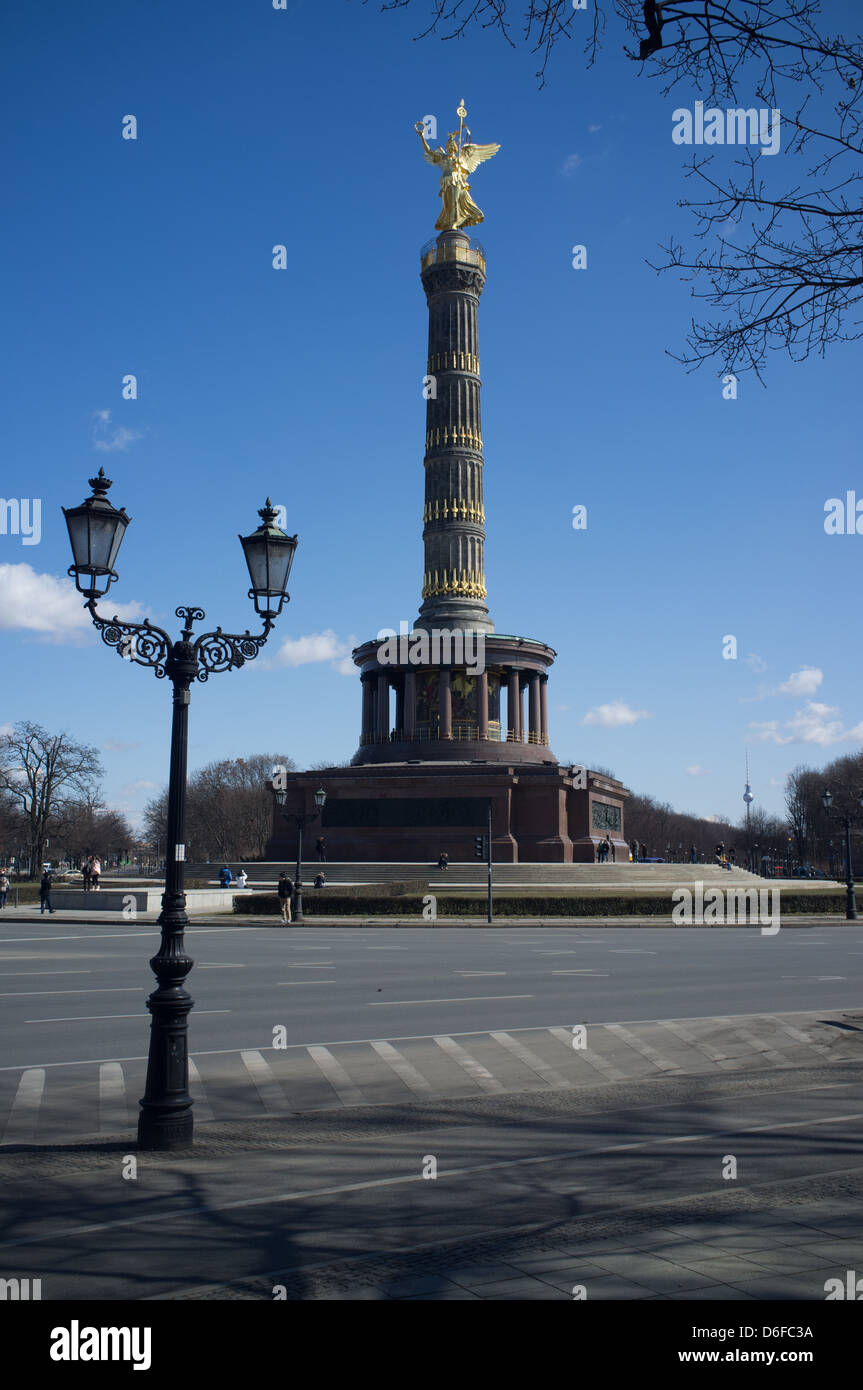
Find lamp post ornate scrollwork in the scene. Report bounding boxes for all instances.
[63,471,298,1150]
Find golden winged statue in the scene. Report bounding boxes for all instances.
[415,101,500,231]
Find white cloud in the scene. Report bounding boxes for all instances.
[0,563,144,643]
[271,629,354,674]
[103,739,142,752]
[121,779,160,795]
[779,666,823,697]
[588,123,602,134]
[686,765,710,777]
[582,701,652,728]
[562,153,582,176]
[750,701,863,747]
[92,409,141,453]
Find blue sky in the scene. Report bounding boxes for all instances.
[1,0,860,832]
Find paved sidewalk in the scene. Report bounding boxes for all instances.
[2,1060,861,1302]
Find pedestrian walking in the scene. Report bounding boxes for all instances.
[690,845,698,864]
[0,871,9,909]
[630,839,638,864]
[610,837,616,863]
[40,868,54,914]
[277,871,293,924]
[82,859,92,891]
[90,856,101,890]
[236,869,248,889]
[218,865,233,888]
[313,872,326,889]
[438,851,449,869]
[315,837,326,863]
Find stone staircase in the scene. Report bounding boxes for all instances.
[185,862,764,889]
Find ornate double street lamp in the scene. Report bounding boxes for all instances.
[821,788,863,921]
[273,785,327,924]
[63,470,297,1149]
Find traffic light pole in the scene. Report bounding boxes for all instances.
[487,800,493,924]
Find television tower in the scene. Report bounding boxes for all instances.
[743,751,754,871]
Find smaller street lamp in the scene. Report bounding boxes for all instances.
[821,789,862,921]
[273,785,327,924]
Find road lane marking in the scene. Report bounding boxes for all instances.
[762,1017,833,1058]
[547,1026,627,1081]
[0,971,92,977]
[368,995,532,1006]
[433,1035,504,1092]
[715,1018,787,1067]
[0,1068,45,1144]
[25,1010,232,1023]
[654,1019,739,1070]
[0,988,143,998]
[370,1040,434,1097]
[9,1110,863,1252]
[241,1050,287,1114]
[605,1023,682,1074]
[187,1058,214,1123]
[98,1062,128,1133]
[3,1009,857,1071]
[306,1046,365,1106]
[490,1031,571,1089]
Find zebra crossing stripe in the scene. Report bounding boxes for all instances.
[1,1068,45,1144]
[760,1016,833,1058]
[546,1026,628,1082]
[240,1050,287,1114]
[489,1031,572,1089]
[605,1023,683,1074]
[370,1040,434,1097]
[654,1018,740,1070]
[306,1046,365,1106]
[187,1058,215,1123]
[98,1061,128,1133]
[715,1020,787,1068]
[433,1035,504,1093]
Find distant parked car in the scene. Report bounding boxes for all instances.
[643,857,665,864]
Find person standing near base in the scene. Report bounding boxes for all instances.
[0,870,8,909]
[277,871,293,924]
[40,868,54,914]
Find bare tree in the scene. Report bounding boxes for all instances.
[0,722,103,875]
[376,1,863,375]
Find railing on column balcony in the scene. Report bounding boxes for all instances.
[359,721,536,746]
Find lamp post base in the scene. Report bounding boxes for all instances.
[137,1108,194,1150]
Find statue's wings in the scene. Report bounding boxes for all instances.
[421,143,445,167]
[460,142,500,174]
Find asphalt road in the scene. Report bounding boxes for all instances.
[0,921,861,1070]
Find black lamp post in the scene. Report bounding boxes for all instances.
[63,471,297,1150]
[273,785,327,924]
[821,789,862,921]
[754,842,760,877]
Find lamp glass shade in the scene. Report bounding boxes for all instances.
[63,470,130,596]
[240,500,298,615]
[822,790,833,811]
[314,787,327,811]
